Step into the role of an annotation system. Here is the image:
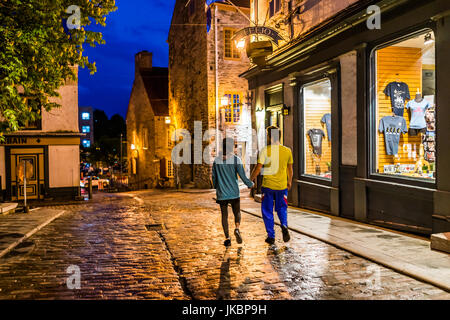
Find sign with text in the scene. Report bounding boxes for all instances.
[232,26,283,45]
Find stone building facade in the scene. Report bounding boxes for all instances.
[168,0,252,189]
[126,51,173,189]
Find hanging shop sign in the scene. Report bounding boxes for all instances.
[232,26,284,45]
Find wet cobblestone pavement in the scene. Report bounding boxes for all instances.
[0,190,449,300]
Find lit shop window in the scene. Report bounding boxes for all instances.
[372,31,436,181]
[82,140,91,148]
[302,80,332,180]
[224,94,241,123]
[224,29,240,60]
[82,112,90,120]
[82,126,90,133]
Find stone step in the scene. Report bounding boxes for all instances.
[431,232,450,254]
[0,203,19,215]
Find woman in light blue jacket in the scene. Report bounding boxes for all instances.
[212,138,254,247]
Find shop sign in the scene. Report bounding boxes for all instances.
[232,26,283,45]
[0,137,28,145]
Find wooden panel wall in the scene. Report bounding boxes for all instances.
[304,93,332,176]
[376,46,423,173]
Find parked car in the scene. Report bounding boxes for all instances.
[80,176,108,188]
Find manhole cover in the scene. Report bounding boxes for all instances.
[145,224,164,231]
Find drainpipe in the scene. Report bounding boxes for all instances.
[214,5,220,156]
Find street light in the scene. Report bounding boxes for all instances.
[221,94,230,107]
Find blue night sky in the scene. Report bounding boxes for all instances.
[78,0,176,118]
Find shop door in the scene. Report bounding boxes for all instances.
[266,108,284,144]
[10,148,45,201]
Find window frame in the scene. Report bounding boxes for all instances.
[269,0,282,18]
[167,160,174,178]
[81,112,90,120]
[368,27,437,188]
[82,140,91,148]
[223,92,242,124]
[223,28,241,61]
[299,78,333,183]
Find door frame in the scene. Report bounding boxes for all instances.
[5,146,48,201]
[294,62,341,215]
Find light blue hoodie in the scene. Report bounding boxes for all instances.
[212,155,254,201]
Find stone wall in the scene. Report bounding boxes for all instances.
[169,0,212,188]
[208,4,253,175]
[255,0,359,51]
[169,1,253,188]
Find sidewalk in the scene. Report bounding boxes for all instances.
[0,207,66,259]
[239,196,450,292]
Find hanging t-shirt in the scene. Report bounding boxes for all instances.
[406,99,430,129]
[384,82,410,117]
[307,129,325,156]
[379,116,408,155]
[321,113,332,142]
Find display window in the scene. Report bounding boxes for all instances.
[302,79,332,180]
[372,30,436,181]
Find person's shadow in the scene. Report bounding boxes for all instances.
[216,247,231,300]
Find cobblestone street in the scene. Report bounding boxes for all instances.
[0,190,448,300]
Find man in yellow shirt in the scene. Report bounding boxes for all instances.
[250,126,293,245]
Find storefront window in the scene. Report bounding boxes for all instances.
[372,31,436,181]
[302,79,332,180]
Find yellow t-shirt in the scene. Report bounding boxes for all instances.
[258,144,293,190]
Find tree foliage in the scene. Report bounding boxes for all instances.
[0,0,117,137]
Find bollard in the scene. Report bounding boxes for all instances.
[23,161,29,213]
[88,177,93,200]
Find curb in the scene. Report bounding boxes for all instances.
[0,210,66,260]
[241,208,450,293]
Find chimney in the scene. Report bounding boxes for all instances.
[135,51,152,77]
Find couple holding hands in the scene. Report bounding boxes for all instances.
[212,126,293,246]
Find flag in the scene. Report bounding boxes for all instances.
[205,0,223,32]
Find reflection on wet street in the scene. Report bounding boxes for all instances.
[0,190,448,300]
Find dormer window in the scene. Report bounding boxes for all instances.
[269,0,282,18]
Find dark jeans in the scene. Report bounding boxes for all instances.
[217,198,241,239]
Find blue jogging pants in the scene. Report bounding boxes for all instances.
[261,187,288,239]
